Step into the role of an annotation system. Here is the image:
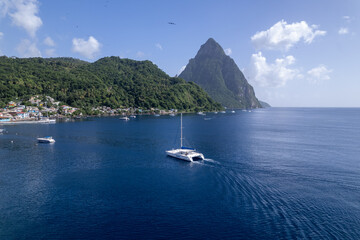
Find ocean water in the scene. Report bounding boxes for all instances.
[0,108,360,239]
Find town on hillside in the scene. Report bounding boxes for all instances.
[0,95,178,123]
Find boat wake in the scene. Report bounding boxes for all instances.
[191,158,222,168]
[203,158,220,164]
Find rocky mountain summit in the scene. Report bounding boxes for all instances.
[179,38,261,109]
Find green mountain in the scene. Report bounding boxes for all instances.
[0,56,222,111]
[179,38,261,109]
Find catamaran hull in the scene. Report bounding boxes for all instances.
[166,151,192,162]
[166,150,204,162]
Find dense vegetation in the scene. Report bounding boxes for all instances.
[179,38,261,109]
[0,56,222,111]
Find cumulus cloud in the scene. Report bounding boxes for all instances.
[4,0,43,38]
[307,65,332,84]
[155,43,163,50]
[43,36,55,46]
[16,39,41,57]
[338,27,349,35]
[178,65,186,75]
[245,51,300,87]
[72,36,101,59]
[251,20,326,51]
[224,48,232,55]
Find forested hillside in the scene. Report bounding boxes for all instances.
[0,56,222,111]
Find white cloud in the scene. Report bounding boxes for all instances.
[136,51,145,58]
[307,65,332,84]
[43,36,55,46]
[178,65,186,75]
[224,48,232,55]
[72,36,101,59]
[6,0,43,38]
[0,32,3,39]
[245,51,300,87]
[45,48,55,57]
[338,27,349,35]
[0,0,11,17]
[155,43,163,50]
[251,20,326,51]
[16,39,41,57]
[343,16,351,23]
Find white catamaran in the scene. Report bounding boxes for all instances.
[166,113,205,162]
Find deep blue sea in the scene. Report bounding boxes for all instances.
[1,108,360,239]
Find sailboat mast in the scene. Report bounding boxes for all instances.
[180,113,183,148]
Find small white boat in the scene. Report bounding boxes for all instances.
[119,117,130,121]
[40,117,56,123]
[231,110,235,113]
[197,112,206,116]
[166,113,205,162]
[37,136,55,143]
[129,115,136,118]
[154,114,161,117]
[220,111,226,113]
[169,113,176,117]
[0,129,4,133]
[214,112,218,114]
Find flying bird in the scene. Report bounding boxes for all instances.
[168,22,176,25]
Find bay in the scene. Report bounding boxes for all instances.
[1,108,360,239]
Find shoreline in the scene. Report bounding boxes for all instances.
[0,119,56,125]
[0,108,258,124]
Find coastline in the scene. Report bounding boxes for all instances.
[0,119,56,125]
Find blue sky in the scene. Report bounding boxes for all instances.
[0,0,359,107]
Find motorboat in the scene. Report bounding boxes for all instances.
[119,116,130,121]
